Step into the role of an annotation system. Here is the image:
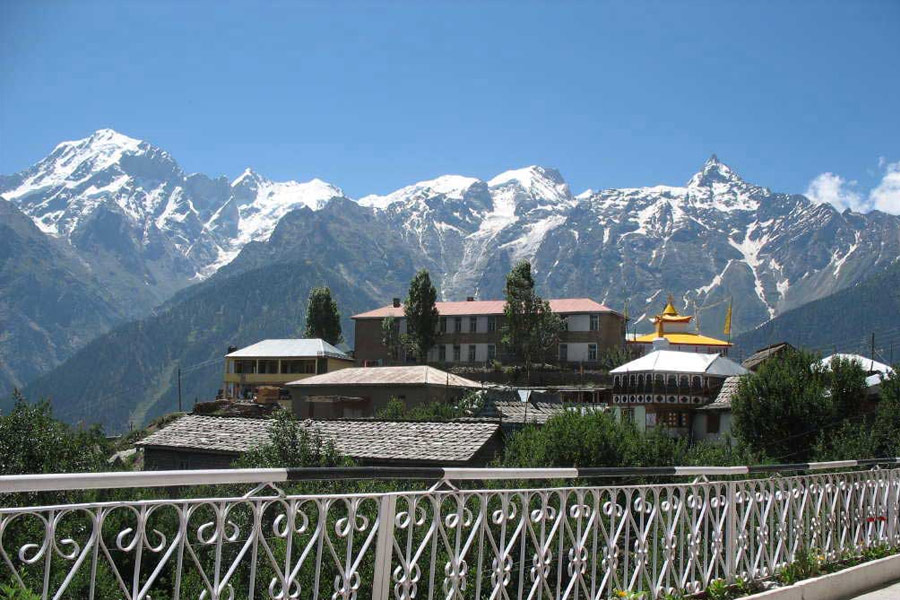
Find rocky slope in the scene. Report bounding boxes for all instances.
[3,130,900,401]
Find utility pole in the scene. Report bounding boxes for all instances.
[177,367,183,412]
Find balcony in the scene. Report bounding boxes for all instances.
[1,460,898,599]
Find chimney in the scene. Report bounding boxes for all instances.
[466,296,475,302]
[392,297,401,308]
[227,345,238,354]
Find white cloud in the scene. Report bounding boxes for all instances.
[869,161,900,214]
[804,160,900,216]
[805,172,864,212]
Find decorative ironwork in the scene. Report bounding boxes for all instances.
[1,467,898,599]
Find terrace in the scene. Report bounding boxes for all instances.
[1,459,899,599]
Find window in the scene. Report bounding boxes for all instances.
[453,345,461,362]
[707,412,720,434]
[281,360,315,374]
[487,344,496,361]
[440,317,447,333]
[454,317,462,333]
[468,345,476,362]
[590,314,599,331]
[588,343,598,360]
[258,360,279,374]
[469,317,477,333]
[438,345,446,361]
[664,412,679,427]
[234,360,256,374]
[559,344,568,362]
[621,408,635,423]
[487,316,497,332]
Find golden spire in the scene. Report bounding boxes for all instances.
[662,294,678,316]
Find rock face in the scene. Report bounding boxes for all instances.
[3,129,900,397]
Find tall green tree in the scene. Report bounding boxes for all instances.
[303,286,343,344]
[403,269,440,363]
[381,316,402,363]
[501,261,564,378]
[731,348,830,461]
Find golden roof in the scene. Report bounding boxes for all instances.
[632,332,732,347]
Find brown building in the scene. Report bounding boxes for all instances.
[285,365,482,419]
[137,414,502,469]
[352,297,625,367]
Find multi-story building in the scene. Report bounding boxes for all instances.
[352,297,625,366]
[223,339,354,400]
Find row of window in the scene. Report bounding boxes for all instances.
[231,359,316,375]
[613,374,708,388]
[435,314,604,334]
[437,344,497,362]
[612,394,704,405]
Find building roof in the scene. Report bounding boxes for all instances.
[819,353,896,389]
[226,339,351,360]
[741,342,794,371]
[472,393,606,424]
[698,375,743,411]
[136,414,500,464]
[610,350,749,377]
[352,298,619,319]
[631,332,732,347]
[286,365,482,388]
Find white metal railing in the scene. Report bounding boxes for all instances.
[1,461,899,599]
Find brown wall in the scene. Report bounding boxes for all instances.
[353,311,625,366]
[289,384,475,419]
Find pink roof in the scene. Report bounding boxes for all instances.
[353,298,618,319]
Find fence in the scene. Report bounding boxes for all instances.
[1,460,899,599]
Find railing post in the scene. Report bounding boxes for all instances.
[725,481,737,583]
[372,493,397,600]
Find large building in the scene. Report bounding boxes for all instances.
[628,298,731,355]
[285,365,482,419]
[609,349,748,437]
[223,339,354,400]
[352,297,625,366]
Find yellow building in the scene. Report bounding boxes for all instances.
[628,298,731,355]
[223,339,354,400]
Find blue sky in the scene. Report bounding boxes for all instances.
[1,1,898,210]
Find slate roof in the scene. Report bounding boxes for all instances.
[741,342,794,371]
[698,375,743,411]
[610,350,748,377]
[136,414,500,464]
[286,365,482,389]
[353,298,618,319]
[474,394,607,424]
[226,339,351,360]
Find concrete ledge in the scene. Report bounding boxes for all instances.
[746,553,900,600]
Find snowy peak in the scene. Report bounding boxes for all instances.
[359,174,483,209]
[231,167,266,188]
[687,154,745,188]
[488,165,572,204]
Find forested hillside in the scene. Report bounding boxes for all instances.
[732,261,900,363]
[21,261,378,432]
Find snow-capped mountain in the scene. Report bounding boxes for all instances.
[0,129,347,305]
[3,129,900,396]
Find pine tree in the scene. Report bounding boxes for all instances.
[501,261,564,380]
[403,270,440,363]
[303,287,343,345]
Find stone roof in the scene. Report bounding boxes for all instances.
[741,342,794,371]
[136,414,500,464]
[476,397,606,424]
[226,339,351,360]
[353,298,618,319]
[286,365,482,389]
[698,375,743,410]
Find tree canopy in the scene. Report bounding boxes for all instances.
[403,269,440,363]
[303,286,343,344]
[501,261,564,373]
